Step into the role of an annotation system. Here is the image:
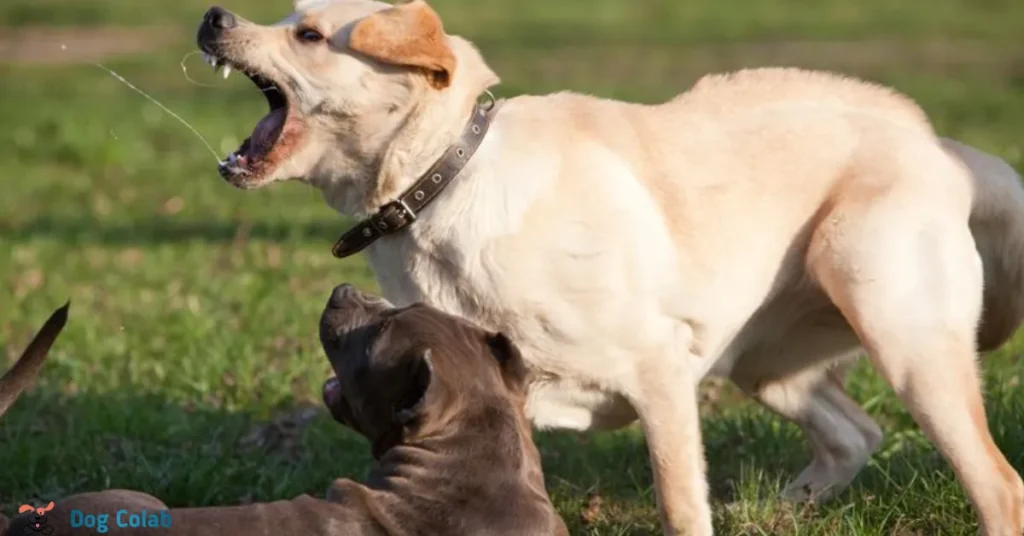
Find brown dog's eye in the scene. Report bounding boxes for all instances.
[296,28,324,43]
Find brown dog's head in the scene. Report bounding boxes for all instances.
[195,0,498,211]
[319,283,527,458]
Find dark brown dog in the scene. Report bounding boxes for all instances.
[317,283,568,535]
[2,287,568,536]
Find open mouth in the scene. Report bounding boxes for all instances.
[200,52,300,187]
[322,376,342,408]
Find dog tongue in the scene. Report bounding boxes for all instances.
[249,108,286,157]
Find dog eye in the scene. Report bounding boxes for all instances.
[296,27,324,43]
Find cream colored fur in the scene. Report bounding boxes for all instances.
[212,1,1024,534]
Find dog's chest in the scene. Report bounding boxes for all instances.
[365,229,677,431]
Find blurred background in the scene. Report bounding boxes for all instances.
[1,1,1023,534]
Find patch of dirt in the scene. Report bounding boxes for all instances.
[237,405,322,459]
[579,492,604,526]
[0,26,177,65]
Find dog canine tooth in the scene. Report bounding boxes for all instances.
[222,65,232,79]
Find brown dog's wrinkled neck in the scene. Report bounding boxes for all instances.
[368,382,550,509]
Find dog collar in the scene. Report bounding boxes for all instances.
[331,95,498,259]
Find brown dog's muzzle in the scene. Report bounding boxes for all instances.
[328,283,393,312]
[320,283,394,342]
[319,284,395,432]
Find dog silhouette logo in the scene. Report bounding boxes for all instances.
[17,502,54,535]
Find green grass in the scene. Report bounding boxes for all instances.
[1,0,1023,534]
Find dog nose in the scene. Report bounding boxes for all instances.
[329,284,357,308]
[204,6,236,30]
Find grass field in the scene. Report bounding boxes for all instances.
[2,0,1024,534]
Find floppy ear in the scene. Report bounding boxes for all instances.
[41,502,54,513]
[18,505,33,514]
[348,0,456,89]
[486,332,527,394]
[393,349,434,426]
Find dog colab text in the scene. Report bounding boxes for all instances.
[69,508,172,533]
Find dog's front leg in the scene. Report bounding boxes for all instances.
[628,351,713,536]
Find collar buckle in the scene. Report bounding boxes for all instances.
[370,198,417,235]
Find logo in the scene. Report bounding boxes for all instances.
[17,502,54,535]
[12,502,173,534]
[69,508,172,533]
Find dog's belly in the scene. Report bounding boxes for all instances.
[525,373,639,431]
[516,284,866,431]
[713,283,864,381]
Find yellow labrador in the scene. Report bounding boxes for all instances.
[196,1,1024,534]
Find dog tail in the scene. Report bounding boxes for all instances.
[0,301,70,418]
[943,138,1024,352]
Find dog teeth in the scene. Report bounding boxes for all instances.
[201,52,234,78]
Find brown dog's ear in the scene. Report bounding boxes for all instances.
[348,0,456,89]
[486,332,527,394]
[393,349,434,426]
[0,301,70,419]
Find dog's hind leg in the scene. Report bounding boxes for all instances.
[731,362,882,502]
[808,180,1024,534]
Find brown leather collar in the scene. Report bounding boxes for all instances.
[331,98,498,259]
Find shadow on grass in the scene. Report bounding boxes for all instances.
[2,379,1022,534]
[0,389,372,517]
[1,216,350,246]
[536,378,1024,534]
